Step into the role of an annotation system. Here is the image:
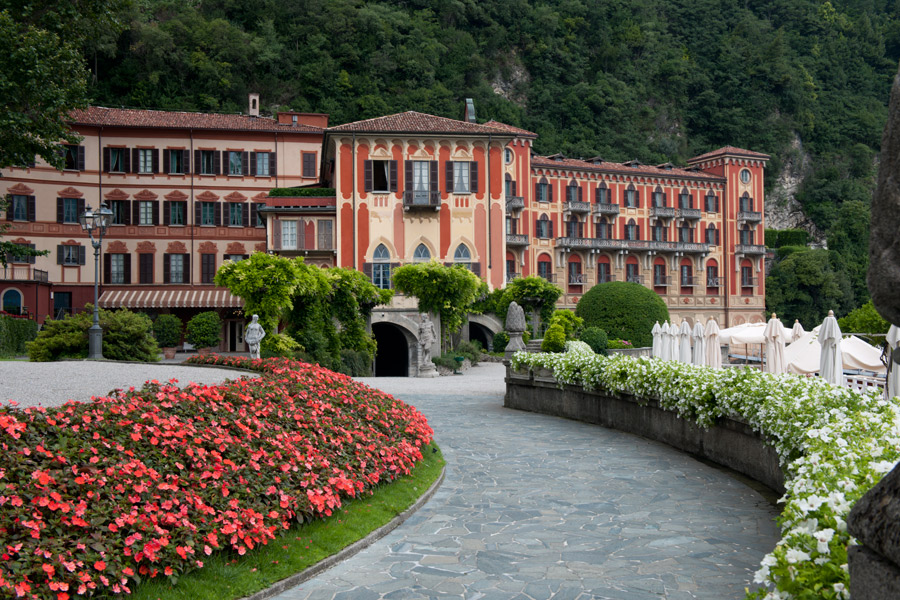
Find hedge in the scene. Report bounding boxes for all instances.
[0,315,39,357]
[267,187,336,197]
[575,282,669,348]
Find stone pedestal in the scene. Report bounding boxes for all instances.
[847,463,900,597]
[417,361,440,378]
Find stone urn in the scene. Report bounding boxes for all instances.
[162,347,177,360]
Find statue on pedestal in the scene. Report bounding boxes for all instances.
[417,313,439,377]
[245,314,266,359]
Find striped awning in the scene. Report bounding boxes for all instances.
[99,288,243,309]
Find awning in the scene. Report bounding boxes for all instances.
[99,288,243,309]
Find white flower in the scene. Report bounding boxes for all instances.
[870,460,897,474]
[785,548,811,564]
[815,528,835,553]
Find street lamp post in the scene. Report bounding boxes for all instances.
[79,203,113,359]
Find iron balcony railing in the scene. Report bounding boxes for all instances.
[592,203,620,217]
[539,272,556,283]
[556,236,595,250]
[741,276,759,287]
[626,275,644,285]
[563,200,591,213]
[738,210,763,223]
[506,272,521,284]
[678,242,711,254]
[506,233,529,247]
[505,196,525,211]
[650,206,676,219]
[402,190,441,209]
[568,273,586,285]
[597,274,615,284]
[706,276,723,287]
[653,275,670,286]
[680,276,697,287]
[736,244,766,255]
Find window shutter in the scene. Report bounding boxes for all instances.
[79,246,86,266]
[194,150,201,174]
[77,146,85,171]
[362,262,372,279]
[27,196,35,221]
[183,150,191,174]
[471,262,481,277]
[104,254,112,284]
[214,151,221,175]
[103,147,110,172]
[635,191,640,208]
[549,220,554,237]
[269,152,276,176]
[77,199,85,220]
[214,202,221,226]
[405,161,413,192]
[152,149,159,173]
[56,245,64,264]
[242,202,248,226]
[242,151,249,176]
[578,186,583,202]
[445,161,454,193]
[123,200,131,225]
[123,255,131,284]
[535,183,540,202]
[163,150,170,174]
[471,161,479,193]
[194,202,201,226]
[56,198,63,223]
[132,201,140,226]
[389,160,398,192]
[535,218,540,236]
[131,149,139,173]
[163,201,171,226]
[250,203,259,227]
[273,218,281,250]
[363,160,373,192]
[512,180,517,196]
[151,200,159,225]
[595,187,600,203]
[184,254,191,283]
[549,184,553,202]
[430,161,438,192]
[250,152,257,176]
[163,254,170,284]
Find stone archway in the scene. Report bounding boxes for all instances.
[370,312,423,377]
[467,313,503,351]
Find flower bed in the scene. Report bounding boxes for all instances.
[0,356,432,599]
[511,348,900,600]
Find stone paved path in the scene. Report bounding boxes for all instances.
[272,363,780,600]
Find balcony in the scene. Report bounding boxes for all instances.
[738,211,763,223]
[625,275,644,285]
[563,200,591,214]
[649,206,676,219]
[741,277,759,287]
[653,275,670,287]
[506,233,530,247]
[676,207,702,221]
[597,274,615,284]
[403,190,441,210]
[556,237,595,250]
[706,277,723,287]
[677,242,711,254]
[736,244,766,255]
[1,266,48,282]
[592,238,626,251]
[538,272,557,283]
[680,276,697,287]
[506,272,521,284]
[592,203,620,217]
[568,273,586,285]
[506,196,525,211]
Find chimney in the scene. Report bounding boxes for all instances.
[464,98,476,123]
[248,93,260,117]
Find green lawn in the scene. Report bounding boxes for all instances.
[130,442,444,600]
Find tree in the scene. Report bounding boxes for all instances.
[392,261,481,350]
[0,199,48,267]
[837,300,890,337]
[496,276,562,334]
[765,249,854,328]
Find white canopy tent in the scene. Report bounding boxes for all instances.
[784,330,886,375]
[719,322,791,345]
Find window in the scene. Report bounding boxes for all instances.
[452,162,471,193]
[108,148,126,172]
[568,260,583,285]
[678,190,692,209]
[302,152,317,178]
[707,264,720,288]
[536,182,551,203]
[7,243,36,264]
[705,225,719,245]
[625,219,639,241]
[229,203,243,226]
[315,220,333,250]
[453,244,471,270]
[365,160,397,192]
[506,217,518,235]
[598,262,611,284]
[2,290,22,314]
[651,220,665,242]
[138,149,154,174]
[167,150,184,174]
[9,195,31,221]
[58,197,82,224]
[58,245,85,266]
[654,264,667,286]
[740,193,754,212]
[228,151,244,176]
[139,201,155,226]
[740,226,754,245]
[741,265,754,288]
[255,152,270,176]
[596,186,609,204]
[168,201,186,226]
[110,200,128,225]
[740,169,751,184]
[281,220,297,250]
[200,150,217,175]
[537,257,552,281]
[505,148,513,164]
[652,190,666,207]
[597,218,610,239]
[139,253,154,284]
[412,161,430,202]
[372,244,391,290]
[566,184,580,203]
[505,175,517,199]
[565,218,582,238]
[705,193,719,212]
[681,264,694,291]
[165,254,187,284]
[63,145,84,171]
[413,244,431,262]
[200,202,217,226]
[536,215,552,238]
[679,225,693,243]
[201,254,216,284]
[626,263,640,283]
[104,253,130,284]
[624,186,638,208]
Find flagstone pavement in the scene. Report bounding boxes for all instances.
[270,362,781,600]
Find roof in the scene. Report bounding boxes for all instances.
[687,146,771,163]
[327,111,512,135]
[483,120,538,138]
[70,106,324,134]
[531,155,723,181]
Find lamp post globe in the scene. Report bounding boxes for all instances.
[79,203,113,359]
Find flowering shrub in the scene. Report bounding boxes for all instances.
[0,356,432,599]
[511,351,900,600]
[606,339,633,349]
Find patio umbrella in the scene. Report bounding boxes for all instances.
[792,319,805,343]
[819,310,844,386]
[704,319,722,369]
[763,314,787,374]
[651,321,662,358]
[784,331,886,375]
[678,320,692,363]
[691,321,706,366]
[668,322,679,361]
[887,325,900,400]
[659,322,671,361]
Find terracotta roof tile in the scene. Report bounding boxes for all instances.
[69,106,324,134]
[688,146,771,163]
[327,111,511,135]
[531,155,723,181]
[483,120,538,138]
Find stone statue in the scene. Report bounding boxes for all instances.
[417,313,439,377]
[244,314,266,359]
[504,301,528,361]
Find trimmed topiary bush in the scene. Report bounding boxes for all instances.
[541,322,566,353]
[185,311,222,349]
[27,307,159,362]
[152,313,182,348]
[579,326,608,355]
[548,309,583,339]
[575,282,669,348]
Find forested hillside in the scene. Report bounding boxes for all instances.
[87,0,900,322]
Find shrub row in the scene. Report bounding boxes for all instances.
[0,315,38,357]
[267,187,336,197]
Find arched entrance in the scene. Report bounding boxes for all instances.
[372,322,410,377]
[469,322,493,350]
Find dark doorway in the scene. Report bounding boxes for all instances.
[469,322,492,351]
[53,292,72,320]
[373,322,409,376]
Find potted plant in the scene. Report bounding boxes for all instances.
[185,311,222,354]
[153,314,182,359]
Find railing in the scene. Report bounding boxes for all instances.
[506,272,521,284]
[539,273,556,283]
[680,276,697,287]
[592,239,626,251]
[592,203,620,217]
[706,277,723,287]
[653,275,670,286]
[738,210,763,223]
[741,277,759,287]
[626,275,644,285]
[650,206,676,219]
[506,196,525,211]
[568,273,586,285]
[676,208,702,220]
[1,266,48,282]
[506,233,529,247]
[403,190,441,209]
[736,244,766,255]
[563,200,591,213]
[556,236,595,250]
[597,274,615,284]
[677,242,711,254]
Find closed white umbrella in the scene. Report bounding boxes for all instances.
[692,321,706,366]
[819,310,844,386]
[763,314,787,374]
[704,319,722,369]
[887,325,900,400]
[651,321,662,358]
[668,321,679,361]
[792,319,805,343]
[678,321,692,363]
[660,322,671,361]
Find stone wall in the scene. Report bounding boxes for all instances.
[504,367,785,494]
[847,462,900,598]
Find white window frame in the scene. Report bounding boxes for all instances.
[281,220,297,250]
[138,149,153,174]
[229,203,242,226]
[110,254,125,283]
[256,152,270,176]
[229,151,242,176]
[169,254,184,284]
[11,195,27,221]
[62,245,80,266]
[453,162,470,194]
[139,201,153,226]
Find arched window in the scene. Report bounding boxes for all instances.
[1,289,22,314]
[537,253,553,281]
[653,257,668,287]
[678,188,692,209]
[372,244,391,290]
[705,223,719,245]
[705,192,719,212]
[625,256,640,284]
[413,244,431,262]
[679,223,694,243]
[706,258,720,291]
[680,258,694,293]
[652,219,666,242]
[597,217,610,240]
[595,182,610,205]
[597,256,612,283]
[624,183,638,208]
[454,244,471,270]
[536,176,552,203]
[625,218,639,241]
[566,179,581,203]
[566,216,582,238]
[740,225,753,245]
[536,214,552,238]
[740,192,753,212]
[567,254,583,288]
[652,185,666,208]
[505,173,517,199]
[740,258,755,291]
